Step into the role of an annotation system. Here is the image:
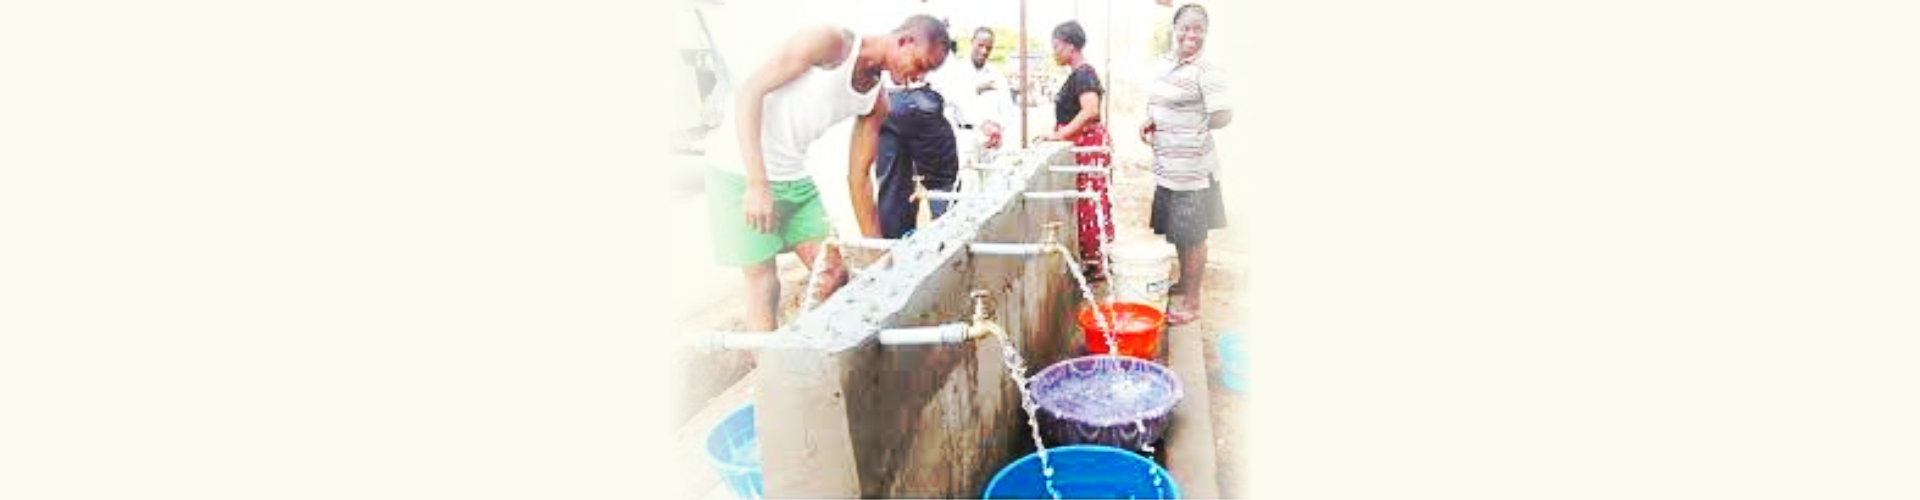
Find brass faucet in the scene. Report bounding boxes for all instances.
[911,175,933,232]
[964,289,1006,341]
[1041,221,1062,247]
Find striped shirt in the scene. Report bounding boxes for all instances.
[1145,56,1229,190]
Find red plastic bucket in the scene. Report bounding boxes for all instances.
[1077,301,1165,360]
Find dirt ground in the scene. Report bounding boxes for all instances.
[674,81,1249,497]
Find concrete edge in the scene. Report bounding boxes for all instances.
[1165,323,1223,498]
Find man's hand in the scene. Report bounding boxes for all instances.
[981,121,1003,149]
[743,182,777,234]
[1139,120,1156,145]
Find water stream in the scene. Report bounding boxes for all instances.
[1091,190,1117,301]
[799,231,833,313]
[1088,160,1119,308]
[1060,252,1117,356]
[990,328,1063,500]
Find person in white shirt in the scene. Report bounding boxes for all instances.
[938,27,1014,167]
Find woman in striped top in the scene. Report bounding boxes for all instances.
[1141,4,1232,325]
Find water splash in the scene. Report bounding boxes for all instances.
[1151,460,1166,497]
[1031,362,1175,424]
[990,328,1063,500]
[1136,420,1155,453]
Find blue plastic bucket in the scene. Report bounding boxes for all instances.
[704,404,763,499]
[1218,332,1247,393]
[983,445,1180,499]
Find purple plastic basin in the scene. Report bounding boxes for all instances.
[1030,354,1185,451]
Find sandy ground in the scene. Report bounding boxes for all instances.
[672,79,1249,497]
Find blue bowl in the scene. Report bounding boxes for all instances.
[704,404,763,499]
[983,444,1180,499]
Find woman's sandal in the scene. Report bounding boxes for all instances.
[1166,305,1200,326]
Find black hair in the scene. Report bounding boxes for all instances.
[972,26,995,41]
[894,14,956,54]
[1173,4,1209,27]
[1175,3,1205,27]
[1051,21,1086,50]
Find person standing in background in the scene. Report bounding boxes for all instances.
[1140,4,1230,325]
[872,35,960,239]
[1038,20,1114,281]
[938,27,1014,177]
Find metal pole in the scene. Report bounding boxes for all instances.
[1019,0,1028,149]
[1103,0,1111,122]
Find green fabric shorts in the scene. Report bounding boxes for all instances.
[706,169,831,266]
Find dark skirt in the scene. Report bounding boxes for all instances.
[1150,179,1227,246]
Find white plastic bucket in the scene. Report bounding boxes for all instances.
[1109,241,1178,312]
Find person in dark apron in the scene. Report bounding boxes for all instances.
[874,70,960,239]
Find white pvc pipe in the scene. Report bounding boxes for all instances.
[920,191,986,201]
[834,237,898,251]
[876,323,971,346]
[969,243,1049,256]
[1023,190,1100,200]
[694,332,817,351]
[1049,166,1108,174]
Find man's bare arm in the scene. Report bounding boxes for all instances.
[1048,91,1102,140]
[1208,110,1234,129]
[847,95,890,237]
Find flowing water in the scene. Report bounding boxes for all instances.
[1060,253,1117,355]
[1085,149,1120,308]
[1136,420,1155,453]
[799,233,833,312]
[1089,171,1118,308]
[991,328,1063,500]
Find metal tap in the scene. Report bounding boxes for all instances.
[963,290,1005,341]
[874,289,1004,345]
[912,175,933,232]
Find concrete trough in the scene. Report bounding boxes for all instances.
[689,142,1219,498]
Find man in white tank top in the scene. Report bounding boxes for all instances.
[705,15,952,332]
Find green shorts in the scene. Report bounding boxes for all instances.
[706,169,831,266]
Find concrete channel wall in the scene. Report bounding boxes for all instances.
[754,143,1086,498]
